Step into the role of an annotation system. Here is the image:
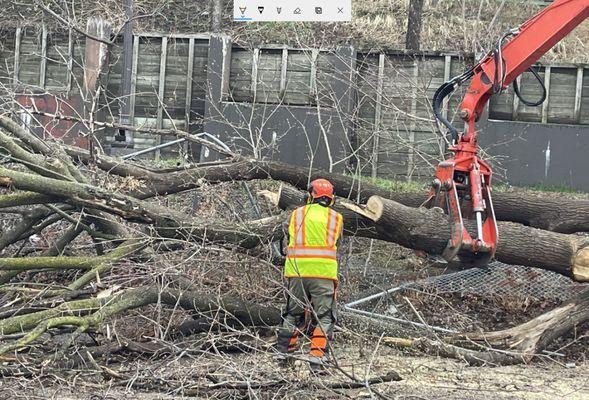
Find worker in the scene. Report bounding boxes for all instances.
[276,178,344,372]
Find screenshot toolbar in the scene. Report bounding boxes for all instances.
[234,0,352,22]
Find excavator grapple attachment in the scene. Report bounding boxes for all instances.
[423,153,498,267]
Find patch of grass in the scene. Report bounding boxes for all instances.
[363,176,427,192]
[523,183,581,194]
[365,177,585,196]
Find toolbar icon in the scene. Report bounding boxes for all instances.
[239,6,246,14]
[258,6,264,13]
[277,7,282,14]
[315,6,322,14]
[294,7,301,14]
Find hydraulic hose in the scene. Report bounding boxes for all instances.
[513,66,547,107]
[432,69,474,144]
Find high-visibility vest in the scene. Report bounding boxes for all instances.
[285,204,343,280]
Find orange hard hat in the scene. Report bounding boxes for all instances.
[310,178,334,200]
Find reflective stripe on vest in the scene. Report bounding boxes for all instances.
[294,206,305,246]
[287,247,337,260]
[326,208,338,247]
[285,204,342,280]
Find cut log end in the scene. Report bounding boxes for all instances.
[573,246,589,282]
[364,196,385,221]
[258,189,279,207]
[340,201,378,221]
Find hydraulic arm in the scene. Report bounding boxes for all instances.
[425,0,589,266]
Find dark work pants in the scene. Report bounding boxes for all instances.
[276,277,337,355]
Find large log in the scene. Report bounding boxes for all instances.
[271,185,589,281]
[64,145,589,234]
[362,196,589,281]
[385,286,589,366]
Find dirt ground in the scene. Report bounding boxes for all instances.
[2,341,588,400]
[3,236,587,400]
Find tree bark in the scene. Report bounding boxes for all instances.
[0,167,284,249]
[267,185,589,281]
[210,0,223,32]
[361,196,589,281]
[406,0,424,51]
[65,148,589,234]
[386,287,589,365]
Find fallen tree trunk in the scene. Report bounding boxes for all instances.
[373,189,589,234]
[385,287,589,365]
[361,196,589,281]
[270,185,589,281]
[0,167,283,249]
[65,146,589,233]
[0,285,281,355]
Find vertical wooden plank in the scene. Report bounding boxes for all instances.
[407,59,419,181]
[155,36,168,161]
[512,75,521,120]
[119,0,134,123]
[309,49,319,101]
[442,55,452,120]
[66,28,74,93]
[574,66,584,123]
[541,66,551,124]
[219,37,232,102]
[185,38,195,131]
[279,48,288,101]
[39,25,48,88]
[251,48,260,101]
[184,37,195,158]
[125,36,139,147]
[371,52,386,179]
[13,27,22,85]
[128,35,139,135]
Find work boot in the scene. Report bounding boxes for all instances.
[307,355,327,374]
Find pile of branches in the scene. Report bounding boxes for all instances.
[1,111,589,394]
[0,113,408,396]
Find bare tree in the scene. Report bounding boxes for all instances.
[210,0,223,32]
[406,0,424,51]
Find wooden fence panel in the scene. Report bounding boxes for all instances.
[355,53,380,175]
[45,31,71,91]
[0,30,16,85]
[18,27,43,87]
[163,38,190,121]
[134,37,162,121]
[256,48,282,104]
[284,50,313,105]
[70,34,85,93]
[103,37,124,119]
[315,52,339,108]
[488,85,515,120]
[228,47,253,102]
[190,39,208,121]
[548,67,577,124]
